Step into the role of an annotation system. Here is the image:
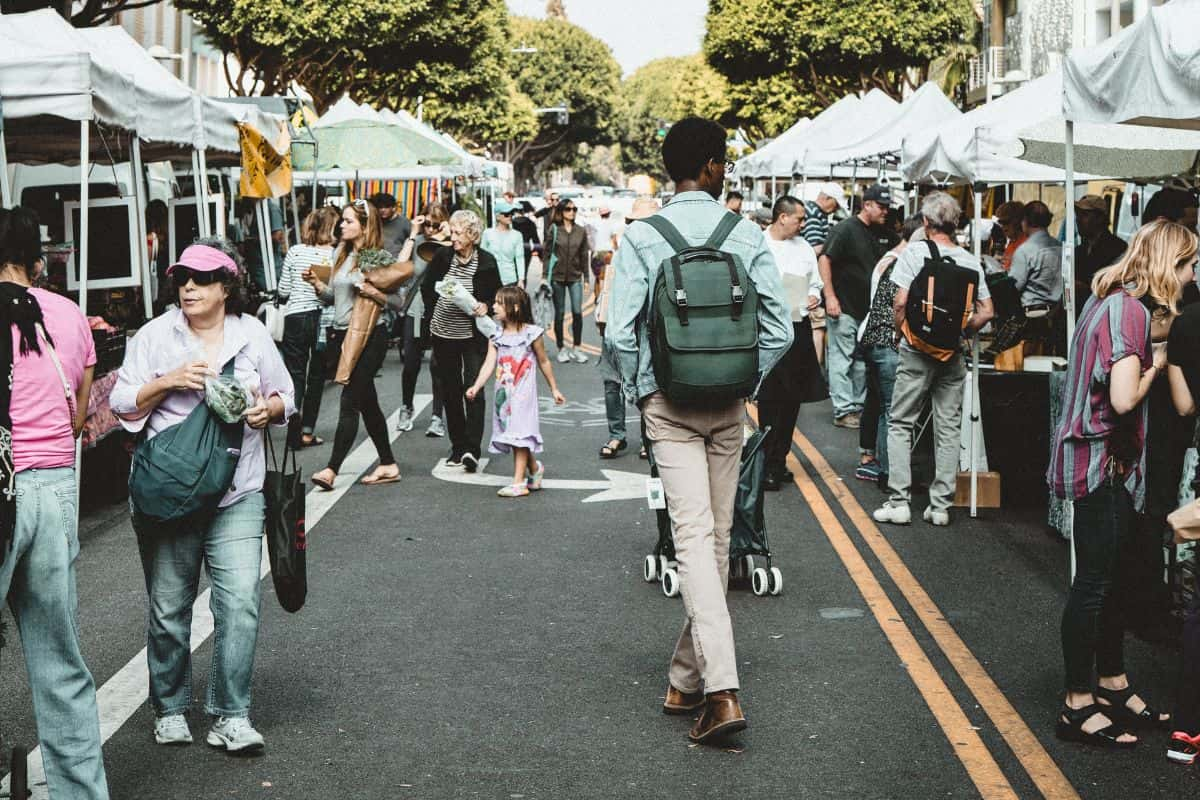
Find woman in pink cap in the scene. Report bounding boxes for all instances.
[112,238,295,754]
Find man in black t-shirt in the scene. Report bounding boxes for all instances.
[817,183,890,428]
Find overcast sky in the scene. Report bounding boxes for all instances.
[505,0,708,75]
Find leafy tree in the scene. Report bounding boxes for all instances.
[705,0,976,138]
[0,0,162,26]
[616,55,731,180]
[502,15,621,177]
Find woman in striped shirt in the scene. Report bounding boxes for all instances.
[420,210,500,472]
[1049,220,1197,749]
[277,207,338,448]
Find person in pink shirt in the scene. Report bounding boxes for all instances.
[0,206,109,799]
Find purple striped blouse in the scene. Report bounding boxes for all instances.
[1047,289,1151,511]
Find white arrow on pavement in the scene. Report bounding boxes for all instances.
[431,458,645,503]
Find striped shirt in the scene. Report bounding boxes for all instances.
[277,244,334,316]
[1047,289,1151,511]
[431,251,479,340]
[801,201,831,249]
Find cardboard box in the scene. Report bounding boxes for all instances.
[953,471,1001,508]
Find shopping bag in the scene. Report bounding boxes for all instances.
[263,431,307,612]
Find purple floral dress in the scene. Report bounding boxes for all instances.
[489,324,545,454]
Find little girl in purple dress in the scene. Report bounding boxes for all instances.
[466,286,566,497]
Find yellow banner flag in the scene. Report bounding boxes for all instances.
[238,122,292,199]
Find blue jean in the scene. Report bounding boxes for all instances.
[864,345,899,474]
[133,492,265,718]
[1,468,109,800]
[552,280,584,349]
[826,312,866,418]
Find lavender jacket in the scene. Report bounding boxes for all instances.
[111,308,296,509]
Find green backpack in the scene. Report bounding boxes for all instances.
[129,359,245,522]
[640,211,760,406]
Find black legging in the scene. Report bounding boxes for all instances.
[432,335,487,460]
[401,316,444,417]
[279,309,322,447]
[326,325,395,473]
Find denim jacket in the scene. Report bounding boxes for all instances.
[605,191,794,402]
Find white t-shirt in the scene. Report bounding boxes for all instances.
[591,218,618,251]
[890,240,992,301]
[765,233,823,321]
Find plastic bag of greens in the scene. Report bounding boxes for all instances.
[205,373,250,424]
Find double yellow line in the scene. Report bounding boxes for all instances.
[747,407,1079,799]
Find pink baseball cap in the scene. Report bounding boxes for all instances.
[166,244,239,276]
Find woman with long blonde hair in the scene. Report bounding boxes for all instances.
[303,200,399,488]
[1049,219,1197,749]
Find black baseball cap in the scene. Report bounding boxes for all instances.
[863,184,892,206]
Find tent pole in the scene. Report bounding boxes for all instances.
[289,184,302,245]
[770,175,777,203]
[0,97,11,210]
[191,149,205,239]
[1064,120,1077,346]
[257,199,276,292]
[130,137,153,321]
[970,185,984,518]
[79,121,90,320]
[197,149,211,237]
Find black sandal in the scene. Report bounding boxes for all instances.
[1096,684,1172,730]
[1055,703,1138,749]
[599,439,627,459]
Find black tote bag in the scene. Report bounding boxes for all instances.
[263,431,307,612]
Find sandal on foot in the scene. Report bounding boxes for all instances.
[361,470,401,486]
[299,435,324,448]
[638,446,649,460]
[1055,703,1137,749]
[599,439,627,459]
[311,471,336,492]
[1096,684,1172,730]
[1169,731,1200,765]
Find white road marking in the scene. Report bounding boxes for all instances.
[3,396,431,799]
[430,457,645,503]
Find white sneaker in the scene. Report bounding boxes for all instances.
[425,415,445,438]
[206,716,265,753]
[570,348,589,364]
[154,713,193,746]
[557,348,571,364]
[395,406,414,433]
[923,506,950,526]
[873,500,911,525]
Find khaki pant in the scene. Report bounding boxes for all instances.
[643,393,743,694]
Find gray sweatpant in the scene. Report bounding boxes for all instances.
[885,344,966,511]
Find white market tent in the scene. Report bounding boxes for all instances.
[794,89,899,177]
[735,117,811,178]
[810,82,961,171]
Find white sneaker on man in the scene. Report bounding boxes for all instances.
[570,348,589,364]
[923,506,950,526]
[154,713,193,745]
[557,348,571,364]
[395,406,414,433]
[206,716,265,752]
[873,501,911,525]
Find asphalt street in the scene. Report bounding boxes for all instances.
[1,315,1196,799]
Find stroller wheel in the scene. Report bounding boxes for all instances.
[661,567,681,598]
[742,555,756,578]
[659,555,670,578]
[751,568,770,597]
[643,555,658,583]
[769,567,783,596]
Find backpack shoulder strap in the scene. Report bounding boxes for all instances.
[640,215,691,254]
[926,240,941,261]
[704,211,742,251]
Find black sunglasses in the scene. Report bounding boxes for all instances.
[172,267,225,288]
[564,205,578,212]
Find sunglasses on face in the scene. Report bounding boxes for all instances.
[172,268,224,288]
[564,206,577,212]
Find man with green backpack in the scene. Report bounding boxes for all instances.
[606,117,793,745]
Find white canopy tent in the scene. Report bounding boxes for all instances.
[810,82,961,172]
[735,117,811,178]
[794,89,899,178]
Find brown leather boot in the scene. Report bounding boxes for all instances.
[688,690,747,743]
[662,686,705,715]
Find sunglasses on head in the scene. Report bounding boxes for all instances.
[353,198,368,210]
[172,267,225,288]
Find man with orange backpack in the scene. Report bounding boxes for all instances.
[873,192,994,528]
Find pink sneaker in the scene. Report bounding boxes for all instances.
[497,484,530,498]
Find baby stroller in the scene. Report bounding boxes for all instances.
[641,425,781,598]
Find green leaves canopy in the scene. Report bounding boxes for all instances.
[615,55,731,180]
[705,0,976,138]
[504,16,621,172]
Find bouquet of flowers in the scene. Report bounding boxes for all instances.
[435,278,497,338]
[335,248,398,385]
